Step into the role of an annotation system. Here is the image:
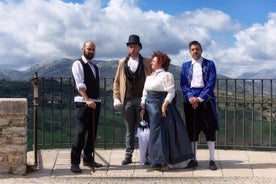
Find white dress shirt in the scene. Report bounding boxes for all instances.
[191,57,204,88]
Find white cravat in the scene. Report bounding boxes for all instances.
[127,57,139,72]
[191,58,204,88]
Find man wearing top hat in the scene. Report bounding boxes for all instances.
[113,34,152,165]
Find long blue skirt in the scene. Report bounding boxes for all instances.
[146,91,194,164]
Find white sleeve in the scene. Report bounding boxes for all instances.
[163,72,175,103]
[141,76,149,106]
[72,61,86,90]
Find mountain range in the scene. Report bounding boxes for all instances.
[238,69,276,79]
[0,58,184,81]
[0,58,275,81]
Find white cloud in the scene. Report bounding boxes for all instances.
[214,13,276,76]
[0,0,275,78]
[179,8,241,32]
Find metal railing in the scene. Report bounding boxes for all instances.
[30,73,276,165]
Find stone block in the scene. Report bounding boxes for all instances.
[0,98,27,175]
[0,98,27,115]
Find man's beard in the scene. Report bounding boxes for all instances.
[84,52,94,60]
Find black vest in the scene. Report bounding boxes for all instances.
[77,58,100,99]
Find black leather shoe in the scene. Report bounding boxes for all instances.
[71,164,82,173]
[209,160,217,170]
[83,161,103,168]
[186,159,198,169]
[121,157,132,165]
[161,164,169,171]
[151,163,161,168]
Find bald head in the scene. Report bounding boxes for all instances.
[82,40,96,60]
[83,40,95,49]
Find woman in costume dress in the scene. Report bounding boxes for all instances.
[140,51,194,171]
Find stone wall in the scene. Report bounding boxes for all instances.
[0,98,28,175]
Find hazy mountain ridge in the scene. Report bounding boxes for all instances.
[0,68,23,80]
[0,58,274,81]
[238,69,276,79]
[0,58,186,80]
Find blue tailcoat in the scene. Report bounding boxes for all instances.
[180,58,219,130]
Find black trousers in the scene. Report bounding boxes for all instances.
[71,102,101,165]
[184,100,217,142]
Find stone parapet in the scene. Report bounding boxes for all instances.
[0,98,28,175]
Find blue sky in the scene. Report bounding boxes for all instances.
[64,0,276,27]
[141,0,274,25]
[1,0,276,77]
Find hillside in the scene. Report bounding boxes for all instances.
[0,58,229,81]
[238,69,276,79]
[0,68,24,81]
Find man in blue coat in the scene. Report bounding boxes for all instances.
[180,40,219,170]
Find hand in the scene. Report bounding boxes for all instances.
[192,102,198,109]
[86,100,96,109]
[140,109,145,118]
[161,101,169,118]
[114,104,121,110]
[189,97,199,109]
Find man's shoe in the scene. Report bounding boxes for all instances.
[209,160,217,170]
[151,163,161,168]
[71,164,82,173]
[83,161,103,168]
[121,157,132,165]
[186,159,198,169]
[161,164,169,171]
[94,161,103,168]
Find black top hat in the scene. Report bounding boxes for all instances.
[126,34,142,49]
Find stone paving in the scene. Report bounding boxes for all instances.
[1,148,276,183]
